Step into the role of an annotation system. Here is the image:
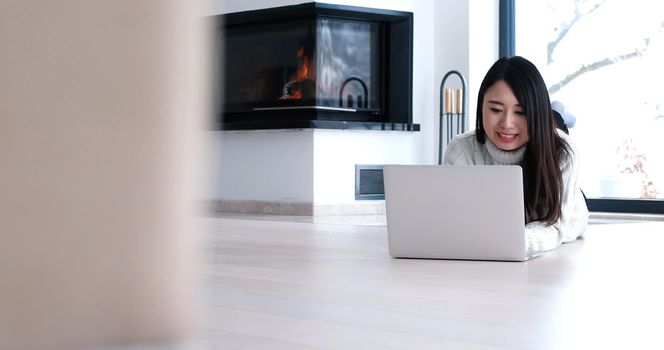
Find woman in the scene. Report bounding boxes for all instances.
[443,56,589,255]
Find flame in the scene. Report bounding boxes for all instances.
[280,45,313,100]
[292,47,309,81]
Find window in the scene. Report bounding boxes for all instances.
[504,0,664,213]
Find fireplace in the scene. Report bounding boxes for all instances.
[214,3,418,131]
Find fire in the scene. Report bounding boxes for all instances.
[292,47,309,81]
[280,45,313,100]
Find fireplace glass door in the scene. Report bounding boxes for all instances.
[223,17,382,114]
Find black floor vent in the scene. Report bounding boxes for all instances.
[355,165,385,200]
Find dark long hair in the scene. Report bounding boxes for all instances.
[475,56,570,225]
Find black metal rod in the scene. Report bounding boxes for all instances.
[438,114,444,164]
[447,113,453,150]
[456,112,461,135]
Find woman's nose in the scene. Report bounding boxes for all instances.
[499,113,517,128]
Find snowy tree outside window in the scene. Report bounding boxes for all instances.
[516,0,664,199]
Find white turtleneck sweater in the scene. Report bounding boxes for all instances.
[443,130,589,256]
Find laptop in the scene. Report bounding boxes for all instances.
[383,165,540,261]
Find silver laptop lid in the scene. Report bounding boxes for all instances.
[384,165,528,261]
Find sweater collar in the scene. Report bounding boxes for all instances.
[485,138,526,165]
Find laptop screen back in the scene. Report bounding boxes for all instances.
[384,165,527,261]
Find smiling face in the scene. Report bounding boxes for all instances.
[482,80,529,151]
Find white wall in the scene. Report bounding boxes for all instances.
[432,0,500,156]
[313,130,421,204]
[210,129,315,202]
[469,0,500,128]
[1,1,203,348]
[433,0,470,159]
[209,0,498,208]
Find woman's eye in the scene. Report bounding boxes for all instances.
[489,107,502,113]
[515,110,525,115]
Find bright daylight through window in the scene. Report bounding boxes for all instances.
[516,0,664,200]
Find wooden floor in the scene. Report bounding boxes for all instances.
[195,217,664,350]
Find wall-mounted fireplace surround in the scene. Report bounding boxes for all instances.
[215,3,418,131]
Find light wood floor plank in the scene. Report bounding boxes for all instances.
[197,218,664,349]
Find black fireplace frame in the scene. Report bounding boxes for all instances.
[214,2,418,131]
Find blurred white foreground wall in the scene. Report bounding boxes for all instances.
[0,1,209,349]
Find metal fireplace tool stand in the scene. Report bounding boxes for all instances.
[438,70,467,164]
